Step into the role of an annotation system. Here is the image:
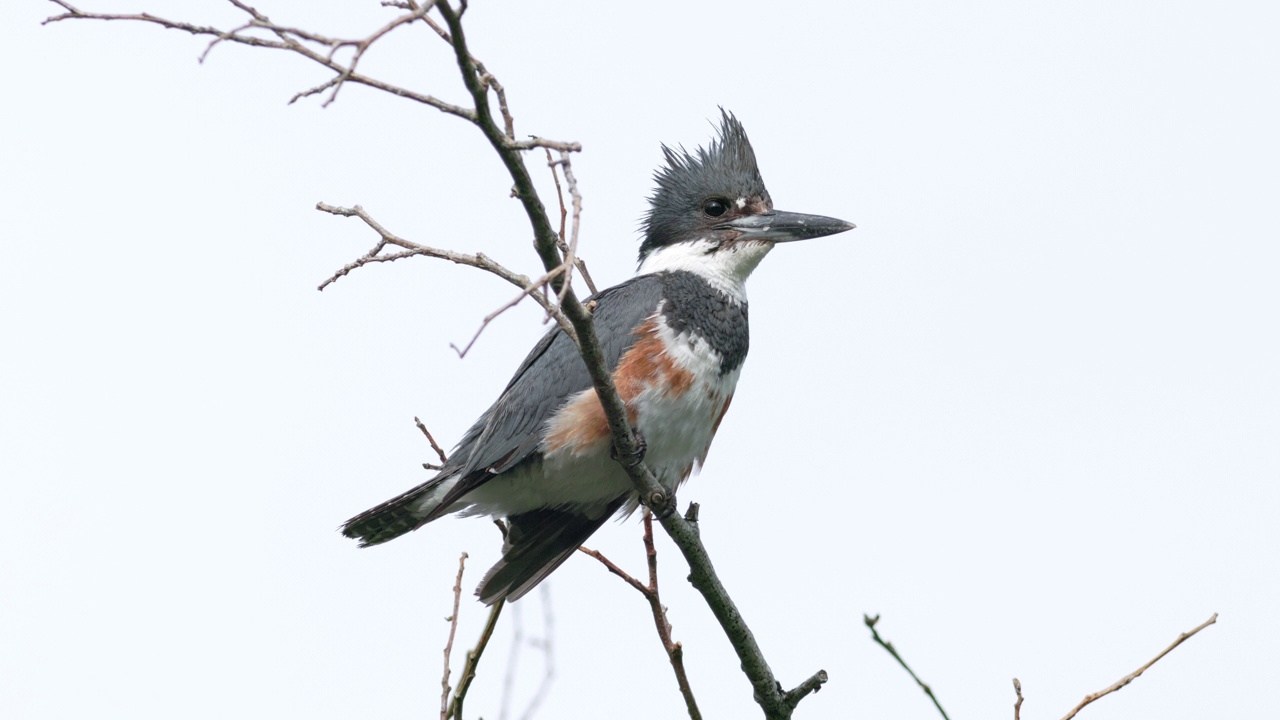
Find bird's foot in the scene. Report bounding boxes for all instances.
[648,489,676,519]
[611,430,647,468]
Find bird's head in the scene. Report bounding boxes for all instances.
[637,110,854,291]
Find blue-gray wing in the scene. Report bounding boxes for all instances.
[442,273,666,492]
[341,273,665,544]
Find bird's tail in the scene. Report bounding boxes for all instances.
[341,475,459,547]
[475,499,624,605]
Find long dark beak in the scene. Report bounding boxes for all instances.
[717,209,855,243]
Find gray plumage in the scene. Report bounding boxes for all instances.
[474,499,625,605]
[341,274,667,548]
[342,271,748,603]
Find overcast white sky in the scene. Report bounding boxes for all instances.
[3,1,1278,719]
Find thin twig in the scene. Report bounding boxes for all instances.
[864,614,950,720]
[580,512,701,719]
[545,149,570,273]
[1059,612,1218,720]
[639,512,699,719]
[497,600,523,720]
[44,0,476,118]
[198,19,253,63]
[1013,678,1023,720]
[317,1,436,107]
[492,533,554,720]
[446,598,505,720]
[439,552,468,720]
[509,137,582,152]
[576,546,649,595]
[314,202,578,346]
[517,584,556,720]
[543,148,598,299]
[449,264,567,358]
[415,416,449,468]
[474,57,513,140]
[546,152,567,232]
[554,150,582,303]
[552,150,595,298]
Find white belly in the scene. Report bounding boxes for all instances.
[459,317,740,519]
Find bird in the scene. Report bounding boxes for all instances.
[342,110,854,604]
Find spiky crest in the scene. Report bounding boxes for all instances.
[639,109,771,262]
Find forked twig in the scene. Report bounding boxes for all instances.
[543,148,598,297]
[449,264,567,358]
[580,512,700,719]
[446,598,504,719]
[552,150,596,299]
[314,202,579,349]
[415,416,448,469]
[44,0,476,119]
[315,2,437,107]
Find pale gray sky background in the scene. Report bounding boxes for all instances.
[3,2,1277,719]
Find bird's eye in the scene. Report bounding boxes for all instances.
[702,198,730,217]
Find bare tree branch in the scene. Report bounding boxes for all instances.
[550,150,590,303]
[443,521,508,719]
[782,670,829,711]
[49,2,826,716]
[314,202,579,348]
[449,264,567,358]
[314,1,437,107]
[577,545,648,594]
[544,148,598,297]
[510,138,583,152]
[417,13,516,137]
[580,511,700,719]
[415,416,448,469]
[1059,612,1218,720]
[44,0,477,118]
[446,598,504,720]
[439,551,467,720]
[1012,678,1023,720]
[864,614,949,720]
[677,503,827,717]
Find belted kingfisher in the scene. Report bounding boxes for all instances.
[342,111,854,604]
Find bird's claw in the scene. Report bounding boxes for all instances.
[611,431,647,467]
